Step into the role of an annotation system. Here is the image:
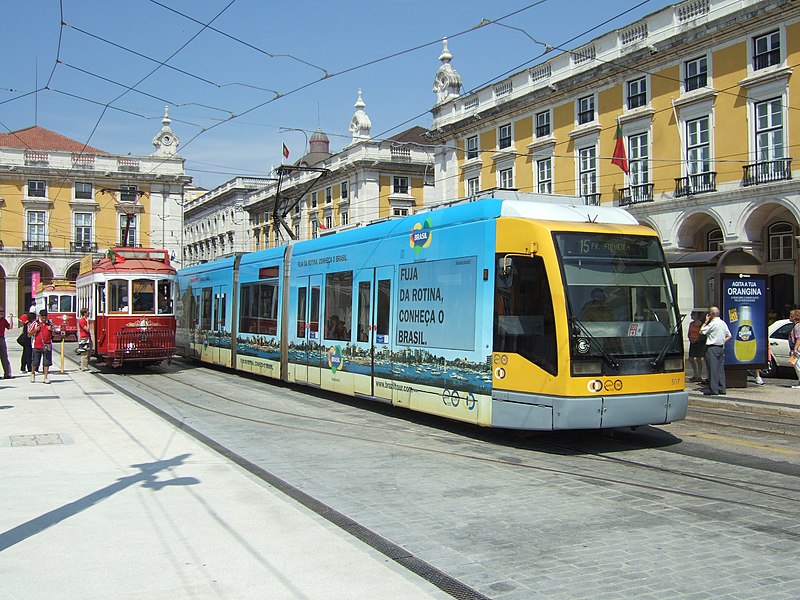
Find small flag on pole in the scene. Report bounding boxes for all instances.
[282,143,290,160]
[611,121,629,174]
[106,249,125,264]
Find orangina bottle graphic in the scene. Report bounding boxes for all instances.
[734,305,757,362]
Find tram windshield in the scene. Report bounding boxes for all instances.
[553,232,679,359]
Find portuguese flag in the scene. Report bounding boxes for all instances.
[106,249,125,264]
[611,121,629,174]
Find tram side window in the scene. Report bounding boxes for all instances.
[494,255,557,375]
[60,295,74,312]
[376,279,391,340]
[157,280,172,314]
[324,271,352,341]
[296,287,307,337]
[201,288,212,330]
[310,286,320,335]
[356,281,370,342]
[109,280,129,312]
[96,284,106,314]
[132,279,155,313]
[239,282,279,335]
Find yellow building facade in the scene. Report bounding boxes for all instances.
[431,0,800,316]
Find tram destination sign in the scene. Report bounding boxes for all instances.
[556,233,655,259]
[396,256,476,350]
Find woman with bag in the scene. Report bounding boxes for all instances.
[77,307,91,372]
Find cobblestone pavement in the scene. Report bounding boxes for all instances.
[118,363,800,600]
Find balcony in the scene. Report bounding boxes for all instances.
[742,158,792,187]
[23,240,52,252]
[674,172,716,197]
[753,49,780,71]
[618,183,654,206]
[71,241,98,253]
[582,193,601,206]
[684,73,707,92]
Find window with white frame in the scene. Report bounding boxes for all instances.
[753,31,780,71]
[628,133,649,188]
[120,185,138,203]
[535,111,550,137]
[537,158,552,193]
[75,213,92,246]
[466,135,479,159]
[577,95,594,125]
[498,124,512,149]
[119,214,137,246]
[755,98,784,162]
[341,212,348,226]
[75,181,93,200]
[499,167,514,189]
[28,180,46,198]
[294,223,300,239]
[768,222,793,261]
[684,56,707,91]
[340,181,348,199]
[325,215,332,229]
[578,147,597,195]
[627,77,647,109]
[393,176,409,194]
[27,210,46,241]
[311,191,318,208]
[706,228,723,252]
[393,207,409,217]
[686,116,711,176]
[467,176,479,197]
[325,186,332,204]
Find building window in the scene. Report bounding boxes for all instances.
[684,56,707,91]
[627,77,647,109]
[75,181,93,200]
[325,186,332,204]
[28,180,46,198]
[629,133,649,186]
[755,98,784,162]
[120,185,138,203]
[537,158,552,194]
[466,135,479,159]
[28,210,46,241]
[341,212,348,226]
[753,31,780,70]
[293,224,300,239]
[686,116,711,177]
[340,181,348,199]
[467,176,479,197]
[311,191,318,208]
[707,228,723,252]
[498,123,512,149]
[535,111,550,137]
[392,207,409,217]
[120,214,137,246]
[768,222,793,261]
[578,146,597,195]
[577,95,594,125]
[325,215,332,229]
[499,168,514,189]
[75,213,92,246]
[393,176,409,194]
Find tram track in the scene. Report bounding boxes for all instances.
[98,359,800,517]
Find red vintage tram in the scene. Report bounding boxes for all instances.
[76,247,177,367]
[34,281,77,341]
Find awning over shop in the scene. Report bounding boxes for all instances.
[665,247,761,268]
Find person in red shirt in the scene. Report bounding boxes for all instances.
[29,309,54,384]
[0,308,12,378]
[17,311,35,373]
[77,307,91,372]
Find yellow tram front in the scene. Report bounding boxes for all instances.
[491,211,688,430]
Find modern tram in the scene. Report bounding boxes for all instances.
[176,193,688,430]
[34,281,77,341]
[76,247,177,367]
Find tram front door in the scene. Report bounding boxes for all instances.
[353,267,393,402]
[294,275,322,385]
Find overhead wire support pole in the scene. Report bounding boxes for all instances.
[271,165,329,241]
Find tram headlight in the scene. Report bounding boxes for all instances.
[572,361,602,376]
[664,357,684,371]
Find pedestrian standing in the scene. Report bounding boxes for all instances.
[77,307,91,372]
[18,312,35,373]
[29,309,54,384]
[687,311,705,382]
[700,306,732,396]
[0,308,12,379]
[788,308,800,389]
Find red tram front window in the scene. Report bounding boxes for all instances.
[109,279,129,313]
[132,279,155,313]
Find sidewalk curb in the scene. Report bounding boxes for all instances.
[689,393,800,418]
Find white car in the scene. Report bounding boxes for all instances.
[766,318,794,375]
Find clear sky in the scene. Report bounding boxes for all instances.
[2,0,674,191]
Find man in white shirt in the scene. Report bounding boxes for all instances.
[700,306,732,396]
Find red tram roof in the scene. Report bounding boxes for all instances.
[79,247,176,279]
[89,259,177,276]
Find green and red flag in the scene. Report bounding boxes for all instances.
[106,249,125,264]
[282,143,290,160]
[611,121,628,174]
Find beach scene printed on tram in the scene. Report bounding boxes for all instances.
[177,194,687,430]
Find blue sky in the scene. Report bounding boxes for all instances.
[2,0,673,190]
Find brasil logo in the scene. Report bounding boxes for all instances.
[409,218,433,254]
[327,345,344,373]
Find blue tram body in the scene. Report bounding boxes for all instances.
[177,195,688,430]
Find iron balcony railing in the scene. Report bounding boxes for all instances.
[618,183,655,206]
[674,172,716,197]
[753,49,780,71]
[71,241,98,253]
[742,158,792,186]
[684,72,707,91]
[23,240,52,252]
[582,193,601,206]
